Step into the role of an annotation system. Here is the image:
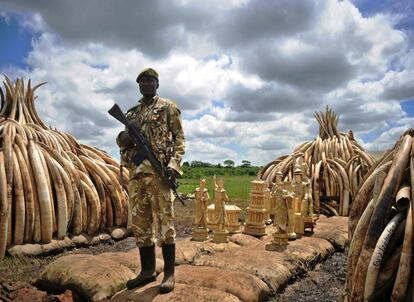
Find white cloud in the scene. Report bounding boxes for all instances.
[365,123,414,151]
[1,0,414,166]
[0,10,10,24]
[185,140,238,164]
[20,12,46,32]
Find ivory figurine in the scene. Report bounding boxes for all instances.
[302,177,316,231]
[292,167,305,238]
[271,184,291,244]
[192,179,210,241]
[212,179,229,243]
[195,179,209,228]
[215,179,229,231]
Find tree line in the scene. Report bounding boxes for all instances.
[183,159,252,168]
[181,160,261,179]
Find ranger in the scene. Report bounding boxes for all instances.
[116,68,185,293]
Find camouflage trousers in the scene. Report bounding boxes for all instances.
[128,173,175,247]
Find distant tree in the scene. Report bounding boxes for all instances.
[223,159,235,168]
[182,161,190,167]
[190,160,212,167]
[190,160,202,167]
[241,160,251,168]
[249,170,258,176]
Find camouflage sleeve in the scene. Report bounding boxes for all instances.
[167,102,185,174]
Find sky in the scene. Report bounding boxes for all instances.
[0,0,413,166]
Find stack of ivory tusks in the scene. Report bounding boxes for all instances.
[0,77,129,261]
[347,129,414,301]
[259,106,375,216]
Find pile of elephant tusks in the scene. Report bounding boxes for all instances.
[348,129,414,301]
[0,77,129,261]
[260,106,375,217]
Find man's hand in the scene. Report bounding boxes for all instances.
[117,131,134,148]
[166,167,180,182]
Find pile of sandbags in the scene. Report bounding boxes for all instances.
[347,129,414,301]
[260,107,375,216]
[0,77,129,260]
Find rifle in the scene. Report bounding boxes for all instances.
[108,103,185,206]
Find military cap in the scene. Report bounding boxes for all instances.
[136,68,159,83]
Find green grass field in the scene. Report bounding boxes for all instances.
[178,175,257,219]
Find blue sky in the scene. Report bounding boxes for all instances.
[0,1,413,165]
[0,13,33,69]
[354,0,414,29]
[353,0,414,141]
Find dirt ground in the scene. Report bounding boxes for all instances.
[0,198,347,301]
[275,249,347,302]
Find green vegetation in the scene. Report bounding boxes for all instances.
[178,175,256,219]
[181,162,260,179]
[223,159,235,168]
[178,175,256,199]
[177,161,262,218]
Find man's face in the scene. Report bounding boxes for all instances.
[139,76,158,97]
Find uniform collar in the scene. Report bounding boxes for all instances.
[139,95,158,107]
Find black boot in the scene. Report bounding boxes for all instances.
[126,245,156,289]
[159,243,175,293]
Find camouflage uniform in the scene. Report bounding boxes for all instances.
[117,95,185,247]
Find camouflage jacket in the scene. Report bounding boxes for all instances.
[116,95,185,179]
